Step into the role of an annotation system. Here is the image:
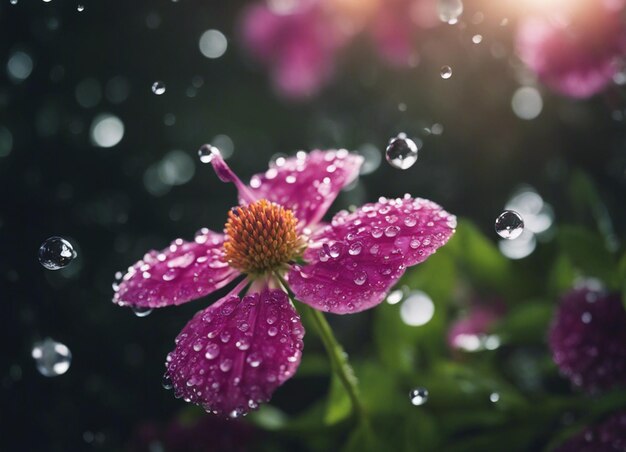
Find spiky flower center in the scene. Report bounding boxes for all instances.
[224,199,301,275]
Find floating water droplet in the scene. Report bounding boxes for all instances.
[162,373,173,390]
[472,34,482,44]
[385,133,418,170]
[31,338,72,377]
[77,4,84,11]
[10,0,18,4]
[495,210,524,239]
[38,237,77,270]
[132,306,153,317]
[198,144,219,164]
[151,81,166,95]
[440,65,453,79]
[409,387,429,406]
[437,0,463,24]
[489,392,500,403]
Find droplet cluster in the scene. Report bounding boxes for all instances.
[287,195,457,313]
[164,289,304,418]
[112,229,236,308]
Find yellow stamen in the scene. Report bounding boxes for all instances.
[224,199,301,275]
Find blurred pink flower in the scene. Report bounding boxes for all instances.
[447,303,505,351]
[239,0,346,99]
[516,3,626,98]
[368,0,438,67]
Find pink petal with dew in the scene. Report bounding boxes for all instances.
[165,289,304,418]
[248,150,363,229]
[113,229,239,309]
[516,15,626,98]
[288,195,456,314]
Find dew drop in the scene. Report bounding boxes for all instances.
[31,338,72,377]
[38,237,77,270]
[495,210,524,239]
[385,133,418,170]
[348,242,362,256]
[151,81,166,95]
[409,387,429,406]
[437,0,463,24]
[132,306,153,317]
[220,358,233,372]
[198,144,219,164]
[205,343,220,359]
[353,271,367,286]
[162,374,173,390]
[440,65,453,79]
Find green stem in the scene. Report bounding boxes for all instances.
[275,274,368,426]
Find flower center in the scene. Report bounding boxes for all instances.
[224,199,301,275]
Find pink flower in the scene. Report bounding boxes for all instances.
[239,0,346,99]
[113,147,456,417]
[555,411,626,452]
[447,303,505,351]
[516,3,626,98]
[368,0,438,67]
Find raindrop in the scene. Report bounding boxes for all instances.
[385,133,419,170]
[38,237,77,270]
[437,0,463,24]
[10,0,18,4]
[409,387,429,406]
[199,29,227,59]
[440,65,453,79]
[132,306,153,317]
[31,338,72,377]
[77,4,84,11]
[162,374,173,390]
[151,81,166,95]
[198,144,219,163]
[495,210,524,240]
[489,392,500,403]
[472,34,483,44]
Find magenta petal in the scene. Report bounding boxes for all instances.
[113,229,239,308]
[165,289,304,418]
[248,150,363,228]
[287,196,456,314]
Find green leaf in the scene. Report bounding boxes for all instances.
[342,422,385,452]
[493,301,554,345]
[547,254,577,297]
[324,374,352,425]
[557,225,618,288]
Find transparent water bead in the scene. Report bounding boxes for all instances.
[31,338,72,377]
[495,210,524,240]
[38,236,77,270]
[132,306,153,317]
[385,133,418,170]
[151,81,166,95]
[438,0,463,24]
[409,387,429,406]
[198,144,219,164]
[440,65,453,79]
[77,4,84,11]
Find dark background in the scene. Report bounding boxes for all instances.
[1,0,626,450]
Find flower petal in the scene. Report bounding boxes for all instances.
[248,150,363,228]
[113,229,239,308]
[165,289,304,418]
[287,195,456,314]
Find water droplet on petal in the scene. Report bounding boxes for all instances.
[151,81,166,95]
[353,271,367,286]
[205,343,220,359]
[132,306,153,317]
[162,373,173,390]
[348,242,362,256]
[219,358,233,372]
[495,210,524,239]
[385,133,419,170]
[409,387,429,406]
[31,338,72,377]
[198,144,219,164]
[38,237,77,270]
[440,65,453,79]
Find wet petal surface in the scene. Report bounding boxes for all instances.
[165,289,304,418]
[248,150,363,228]
[113,229,239,308]
[288,196,456,314]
